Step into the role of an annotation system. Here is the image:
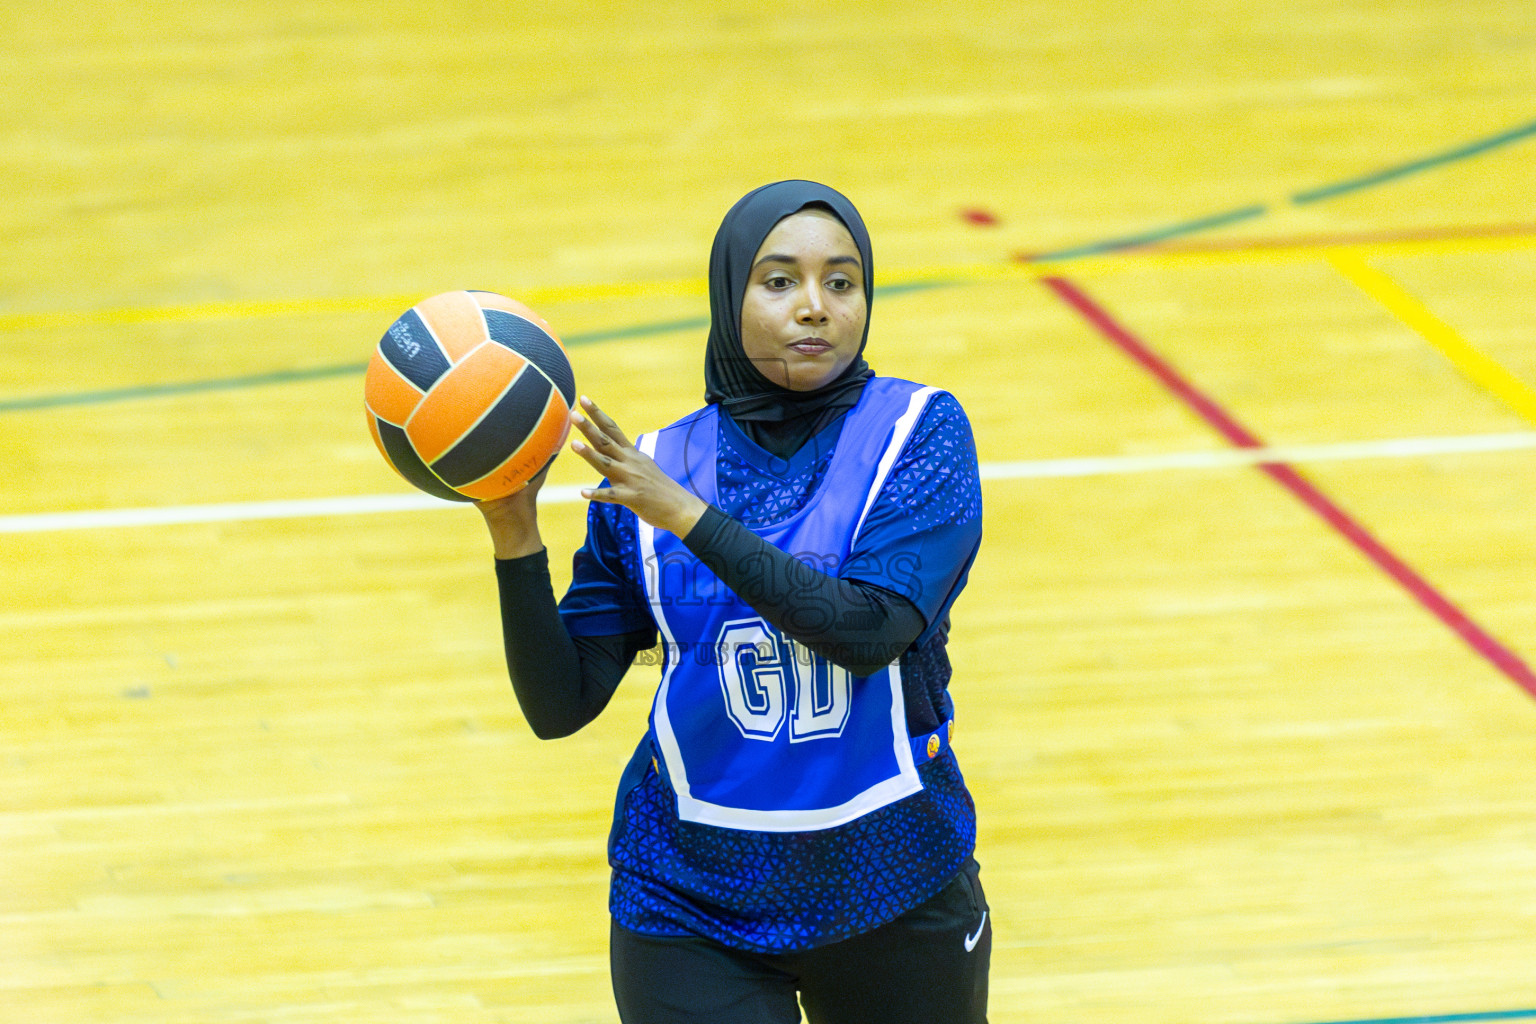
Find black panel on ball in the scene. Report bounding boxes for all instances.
[482,309,576,407]
[378,309,452,392]
[375,418,471,501]
[431,368,552,488]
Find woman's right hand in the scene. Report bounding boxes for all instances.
[475,461,552,559]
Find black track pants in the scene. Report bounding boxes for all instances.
[609,859,990,1024]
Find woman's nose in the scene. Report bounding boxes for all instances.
[797,284,830,323]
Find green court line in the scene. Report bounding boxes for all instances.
[1294,1008,1536,1024]
[1293,116,1536,203]
[0,318,707,413]
[1030,116,1536,259]
[3,116,1532,414]
[558,316,708,345]
[0,288,950,413]
[872,279,962,297]
[1030,204,1271,260]
[0,364,370,412]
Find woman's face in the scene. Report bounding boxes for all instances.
[738,209,867,392]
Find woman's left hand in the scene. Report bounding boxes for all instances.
[570,396,709,538]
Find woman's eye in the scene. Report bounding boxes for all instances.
[766,275,793,289]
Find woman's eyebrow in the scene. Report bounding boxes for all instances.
[752,253,863,269]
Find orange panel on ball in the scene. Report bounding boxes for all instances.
[406,343,528,463]
[415,291,491,362]
[363,350,425,426]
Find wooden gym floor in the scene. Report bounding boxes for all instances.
[3,1,1535,1021]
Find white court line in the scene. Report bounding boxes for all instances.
[978,431,1536,479]
[2,433,1534,534]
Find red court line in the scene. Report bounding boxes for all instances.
[1042,275,1536,698]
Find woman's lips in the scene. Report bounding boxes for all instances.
[790,338,831,355]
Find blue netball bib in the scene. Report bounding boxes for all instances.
[636,378,940,832]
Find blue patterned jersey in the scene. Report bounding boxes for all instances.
[557,382,983,951]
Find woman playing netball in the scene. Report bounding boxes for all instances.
[479,180,989,1023]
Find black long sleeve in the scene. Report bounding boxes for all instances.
[494,551,652,739]
[495,507,923,737]
[681,505,925,677]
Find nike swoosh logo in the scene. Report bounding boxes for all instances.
[964,910,988,952]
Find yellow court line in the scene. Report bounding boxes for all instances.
[0,279,709,333]
[0,294,423,332]
[1329,251,1536,426]
[791,230,1536,289]
[1,229,1531,335]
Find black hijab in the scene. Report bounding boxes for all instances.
[703,180,875,458]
